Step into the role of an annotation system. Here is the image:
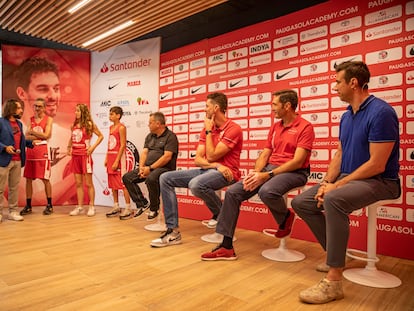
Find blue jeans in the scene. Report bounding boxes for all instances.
[160,168,233,228]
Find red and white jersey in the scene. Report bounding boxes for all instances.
[26,115,49,160]
[106,123,127,175]
[71,125,91,156]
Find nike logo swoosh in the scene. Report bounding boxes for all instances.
[333,57,356,69]
[410,47,414,56]
[160,94,169,100]
[275,70,293,80]
[190,153,196,158]
[191,86,202,94]
[229,79,243,88]
[108,83,119,90]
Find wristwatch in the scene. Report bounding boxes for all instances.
[205,130,212,135]
[149,165,154,171]
[268,171,274,178]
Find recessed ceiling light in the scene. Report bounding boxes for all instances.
[82,20,135,47]
[68,0,92,14]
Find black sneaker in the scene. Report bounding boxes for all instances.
[147,210,158,220]
[43,205,53,215]
[134,201,150,218]
[20,206,32,215]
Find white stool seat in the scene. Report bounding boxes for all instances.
[343,199,401,288]
[261,187,305,262]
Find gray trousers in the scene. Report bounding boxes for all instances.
[291,174,400,268]
[216,165,309,238]
[0,160,22,213]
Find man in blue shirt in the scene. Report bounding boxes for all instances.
[291,61,400,304]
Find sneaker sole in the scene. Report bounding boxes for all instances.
[119,214,133,220]
[106,213,119,217]
[150,240,182,248]
[8,218,24,221]
[201,256,237,261]
[299,294,344,304]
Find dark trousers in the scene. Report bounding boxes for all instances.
[122,167,170,212]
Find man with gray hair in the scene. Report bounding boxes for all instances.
[121,112,178,220]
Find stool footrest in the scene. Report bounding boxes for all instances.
[201,232,237,244]
[346,248,379,263]
[263,228,276,237]
[144,223,167,232]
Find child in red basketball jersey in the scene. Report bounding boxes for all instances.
[104,106,132,219]
[67,104,103,216]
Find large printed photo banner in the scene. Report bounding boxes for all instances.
[90,37,161,206]
[159,0,414,260]
[2,45,90,206]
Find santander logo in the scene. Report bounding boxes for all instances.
[101,63,109,73]
[100,58,152,73]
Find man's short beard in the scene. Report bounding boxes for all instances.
[13,114,22,119]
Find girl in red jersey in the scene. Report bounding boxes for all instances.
[67,104,103,216]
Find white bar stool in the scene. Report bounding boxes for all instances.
[262,187,305,262]
[144,200,167,232]
[343,199,401,288]
[201,189,237,243]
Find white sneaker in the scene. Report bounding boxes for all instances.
[8,211,24,221]
[87,206,95,217]
[202,218,218,228]
[150,228,182,247]
[69,206,83,216]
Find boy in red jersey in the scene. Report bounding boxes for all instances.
[104,106,132,219]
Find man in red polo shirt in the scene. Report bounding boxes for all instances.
[201,89,315,260]
[150,92,243,247]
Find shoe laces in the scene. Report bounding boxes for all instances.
[160,228,173,238]
[211,244,224,252]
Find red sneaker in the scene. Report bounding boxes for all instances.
[275,210,295,238]
[201,246,237,261]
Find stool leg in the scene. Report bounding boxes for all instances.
[144,201,167,232]
[343,203,401,288]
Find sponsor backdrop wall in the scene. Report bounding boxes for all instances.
[2,45,90,206]
[159,0,414,260]
[90,38,161,206]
